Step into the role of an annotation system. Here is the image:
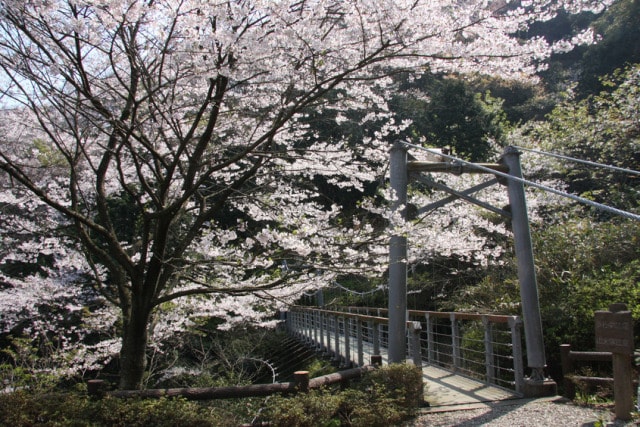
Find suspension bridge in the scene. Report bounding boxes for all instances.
[283,144,638,407]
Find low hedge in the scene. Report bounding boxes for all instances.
[0,363,424,426]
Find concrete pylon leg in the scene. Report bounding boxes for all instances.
[501,147,550,391]
[388,142,408,364]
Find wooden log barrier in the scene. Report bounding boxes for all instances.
[108,382,297,400]
[95,364,379,401]
[308,365,377,389]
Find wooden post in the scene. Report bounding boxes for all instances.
[294,371,310,393]
[560,344,575,399]
[612,353,633,420]
[87,379,106,398]
[371,355,383,367]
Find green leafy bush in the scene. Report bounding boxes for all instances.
[266,388,342,427]
[337,388,404,427]
[264,363,424,426]
[0,364,424,426]
[364,363,425,410]
[0,390,241,427]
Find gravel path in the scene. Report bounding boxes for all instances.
[405,397,639,427]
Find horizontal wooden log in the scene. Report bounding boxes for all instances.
[309,365,377,389]
[105,364,379,400]
[568,375,614,385]
[568,376,638,387]
[110,382,296,400]
[567,351,612,362]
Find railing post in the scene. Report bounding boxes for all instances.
[327,312,332,354]
[343,317,352,368]
[483,316,495,384]
[509,316,525,394]
[373,321,381,356]
[306,310,312,343]
[313,310,319,348]
[326,314,333,355]
[450,313,460,371]
[426,313,435,364]
[319,311,325,352]
[409,321,423,368]
[334,316,341,363]
[302,310,308,342]
[292,310,298,337]
[560,344,575,399]
[357,317,364,367]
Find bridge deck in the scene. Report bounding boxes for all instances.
[421,364,520,407]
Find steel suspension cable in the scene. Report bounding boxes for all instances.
[301,281,384,297]
[401,142,640,222]
[513,146,640,176]
[331,281,385,296]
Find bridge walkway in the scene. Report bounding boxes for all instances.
[337,332,521,407]
[287,307,524,408]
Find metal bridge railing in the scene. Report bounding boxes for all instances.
[287,306,524,393]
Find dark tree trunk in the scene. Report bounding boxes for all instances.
[119,305,151,390]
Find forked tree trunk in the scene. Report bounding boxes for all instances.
[119,306,151,390]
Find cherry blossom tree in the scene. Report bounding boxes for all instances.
[0,0,611,389]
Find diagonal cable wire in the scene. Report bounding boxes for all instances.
[400,141,640,222]
[513,146,640,176]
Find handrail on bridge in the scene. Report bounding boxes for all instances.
[286,306,524,394]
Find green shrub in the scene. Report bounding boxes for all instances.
[264,363,424,426]
[0,364,424,426]
[337,388,405,427]
[266,388,341,427]
[364,363,424,410]
[0,390,242,426]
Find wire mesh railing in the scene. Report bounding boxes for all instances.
[287,306,524,393]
